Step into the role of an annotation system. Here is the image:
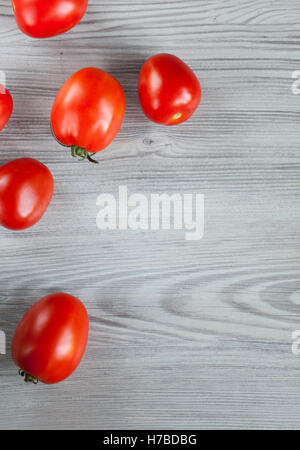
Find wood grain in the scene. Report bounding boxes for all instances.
[0,0,300,430]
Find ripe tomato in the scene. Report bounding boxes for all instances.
[0,158,54,230]
[11,0,88,39]
[138,53,202,126]
[51,67,126,163]
[12,293,89,384]
[0,85,13,131]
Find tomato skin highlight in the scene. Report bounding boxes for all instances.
[0,85,13,131]
[12,0,88,39]
[11,293,89,384]
[0,158,54,230]
[51,68,126,157]
[138,53,202,126]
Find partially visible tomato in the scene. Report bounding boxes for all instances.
[11,0,88,39]
[51,67,126,163]
[12,293,89,384]
[0,158,54,230]
[138,53,202,126]
[0,85,13,131]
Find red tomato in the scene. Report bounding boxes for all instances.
[51,67,126,163]
[12,293,89,384]
[0,85,13,131]
[138,53,202,126]
[0,158,54,230]
[11,0,88,39]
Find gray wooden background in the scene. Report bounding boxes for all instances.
[0,0,300,430]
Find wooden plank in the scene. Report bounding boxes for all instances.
[0,0,299,430]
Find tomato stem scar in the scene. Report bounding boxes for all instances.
[173,113,182,120]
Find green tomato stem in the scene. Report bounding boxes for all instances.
[50,124,99,164]
[18,369,39,385]
[70,146,99,164]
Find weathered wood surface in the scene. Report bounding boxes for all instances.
[0,0,300,430]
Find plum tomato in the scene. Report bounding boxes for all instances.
[138,53,202,126]
[11,292,89,384]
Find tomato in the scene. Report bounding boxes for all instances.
[11,0,88,39]
[138,53,202,126]
[0,158,54,230]
[51,67,126,163]
[12,293,89,384]
[0,85,13,131]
